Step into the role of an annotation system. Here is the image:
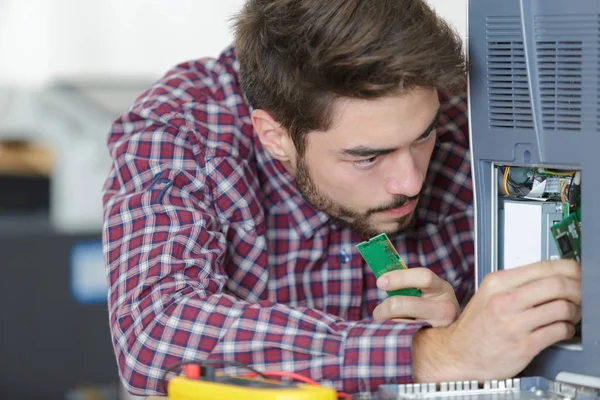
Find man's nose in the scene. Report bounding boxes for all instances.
[384,154,423,197]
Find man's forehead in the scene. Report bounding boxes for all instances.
[309,90,440,148]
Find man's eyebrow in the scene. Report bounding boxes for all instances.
[421,106,442,139]
[340,106,442,158]
[341,146,397,158]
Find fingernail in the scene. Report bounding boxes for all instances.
[377,277,388,289]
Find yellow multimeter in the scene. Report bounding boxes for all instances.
[164,362,338,400]
[167,374,337,400]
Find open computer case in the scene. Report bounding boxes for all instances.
[378,0,600,398]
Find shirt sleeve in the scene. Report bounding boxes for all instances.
[102,106,428,397]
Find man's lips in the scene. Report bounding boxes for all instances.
[382,199,417,217]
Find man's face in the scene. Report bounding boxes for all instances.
[291,88,440,238]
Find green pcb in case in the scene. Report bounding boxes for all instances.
[550,209,582,263]
[356,233,422,297]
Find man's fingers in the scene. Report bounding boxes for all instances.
[481,259,581,294]
[512,276,581,310]
[527,322,576,355]
[378,268,446,293]
[373,295,457,326]
[519,299,581,333]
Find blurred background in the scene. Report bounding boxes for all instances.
[0,1,466,398]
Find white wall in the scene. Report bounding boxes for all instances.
[0,0,466,87]
[0,0,247,86]
[428,0,467,42]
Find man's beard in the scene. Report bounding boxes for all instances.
[295,156,420,238]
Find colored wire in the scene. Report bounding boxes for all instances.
[540,169,576,177]
[568,172,575,198]
[246,370,352,399]
[559,180,565,202]
[247,370,320,385]
[503,167,510,195]
[568,171,581,207]
[160,359,268,394]
[560,180,569,203]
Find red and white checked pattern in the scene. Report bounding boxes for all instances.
[102,46,474,396]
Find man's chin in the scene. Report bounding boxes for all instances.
[375,215,416,236]
[325,208,417,238]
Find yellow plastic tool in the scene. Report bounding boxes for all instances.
[168,375,337,400]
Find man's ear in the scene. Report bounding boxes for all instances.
[251,109,295,163]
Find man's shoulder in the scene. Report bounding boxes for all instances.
[418,89,472,223]
[152,46,241,107]
[431,89,471,185]
[437,89,469,146]
[115,45,256,160]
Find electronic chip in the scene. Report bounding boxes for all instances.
[550,211,581,263]
[556,233,573,256]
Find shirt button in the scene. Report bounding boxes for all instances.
[338,247,351,263]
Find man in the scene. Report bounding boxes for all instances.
[102,0,581,396]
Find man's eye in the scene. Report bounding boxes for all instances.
[417,129,435,142]
[353,156,378,168]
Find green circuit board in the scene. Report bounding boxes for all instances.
[550,209,581,263]
[356,233,422,297]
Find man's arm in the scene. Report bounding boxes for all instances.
[102,105,428,396]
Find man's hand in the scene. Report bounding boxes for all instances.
[372,268,460,327]
[412,259,582,383]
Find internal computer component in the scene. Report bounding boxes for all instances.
[498,167,582,263]
[551,210,582,263]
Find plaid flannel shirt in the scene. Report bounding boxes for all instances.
[102,45,474,396]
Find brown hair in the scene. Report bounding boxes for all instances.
[233,0,465,155]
